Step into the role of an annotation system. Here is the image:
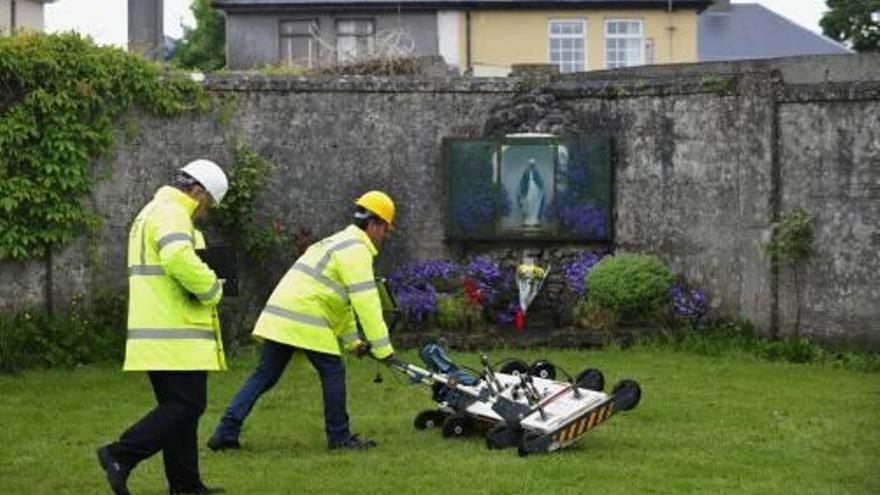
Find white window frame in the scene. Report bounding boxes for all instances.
[336,18,376,65]
[548,19,587,74]
[279,19,320,69]
[604,18,644,69]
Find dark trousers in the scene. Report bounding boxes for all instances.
[213,340,351,446]
[107,371,207,489]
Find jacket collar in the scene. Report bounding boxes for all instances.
[345,224,378,256]
[156,186,199,217]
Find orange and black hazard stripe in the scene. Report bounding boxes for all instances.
[553,401,616,444]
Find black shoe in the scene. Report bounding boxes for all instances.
[206,434,241,452]
[169,484,225,494]
[96,446,131,495]
[329,433,378,450]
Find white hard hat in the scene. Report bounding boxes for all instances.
[180,159,228,205]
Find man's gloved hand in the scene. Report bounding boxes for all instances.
[354,341,371,358]
[381,354,405,368]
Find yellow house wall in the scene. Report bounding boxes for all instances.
[458,9,698,72]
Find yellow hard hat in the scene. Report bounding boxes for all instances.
[354,190,396,228]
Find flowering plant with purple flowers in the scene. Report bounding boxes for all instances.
[546,150,610,238]
[670,283,710,324]
[561,250,608,296]
[452,185,511,236]
[387,260,459,321]
[387,256,517,327]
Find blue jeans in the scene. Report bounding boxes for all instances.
[213,340,351,446]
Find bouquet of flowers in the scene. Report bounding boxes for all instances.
[514,263,549,330]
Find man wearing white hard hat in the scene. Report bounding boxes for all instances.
[97,160,229,495]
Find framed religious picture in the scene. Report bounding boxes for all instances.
[498,141,556,235]
[444,134,613,242]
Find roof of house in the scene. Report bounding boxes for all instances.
[699,3,851,62]
[214,0,712,10]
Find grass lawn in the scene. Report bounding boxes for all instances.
[1,346,878,495]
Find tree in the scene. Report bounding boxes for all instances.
[820,0,880,52]
[170,0,226,71]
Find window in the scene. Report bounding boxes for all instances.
[548,19,586,73]
[336,19,375,64]
[445,135,613,241]
[605,19,644,69]
[280,20,319,68]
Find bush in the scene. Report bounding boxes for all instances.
[586,253,675,320]
[436,293,483,332]
[0,292,126,374]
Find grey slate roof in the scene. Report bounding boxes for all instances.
[215,0,712,8]
[699,3,851,61]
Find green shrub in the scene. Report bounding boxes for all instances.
[436,293,483,332]
[586,253,675,320]
[0,292,126,374]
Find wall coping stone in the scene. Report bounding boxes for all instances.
[780,80,880,103]
[204,74,524,94]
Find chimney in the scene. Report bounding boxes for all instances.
[128,0,164,60]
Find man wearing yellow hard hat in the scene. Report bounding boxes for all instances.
[207,191,397,451]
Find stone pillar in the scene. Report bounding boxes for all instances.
[128,0,164,60]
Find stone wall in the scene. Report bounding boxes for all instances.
[1,58,877,350]
[777,83,880,348]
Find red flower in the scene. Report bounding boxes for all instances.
[462,278,484,307]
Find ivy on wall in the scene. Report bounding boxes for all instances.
[0,33,210,260]
[212,146,288,259]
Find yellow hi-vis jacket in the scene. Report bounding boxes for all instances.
[252,225,394,359]
[124,186,226,371]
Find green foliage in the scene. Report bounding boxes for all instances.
[586,253,675,320]
[763,208,815,266]
[646,318,880,372]
[572,299,618,331]
[820,0,880,52]
[0,292,126,374]
[215,93,238,127]
[169,0,226,71]
[700,75,732,93]
[436,293,483,332]
[0,32,209,261]
[213,146,287,259]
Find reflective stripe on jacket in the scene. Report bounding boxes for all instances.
[124,186,226,371]
[252,225,394,359]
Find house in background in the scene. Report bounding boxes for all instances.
[0,0,54,33]
[699,0,851,62]
[213,0,712,75]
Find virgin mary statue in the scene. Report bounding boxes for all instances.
[517,159,546,228]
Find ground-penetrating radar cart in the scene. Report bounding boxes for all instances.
[386,343,641,456]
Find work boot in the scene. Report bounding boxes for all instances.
[329,433,378,450]
[206,433,241,452]
[169,483,225,494]
[96,446,131,495]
